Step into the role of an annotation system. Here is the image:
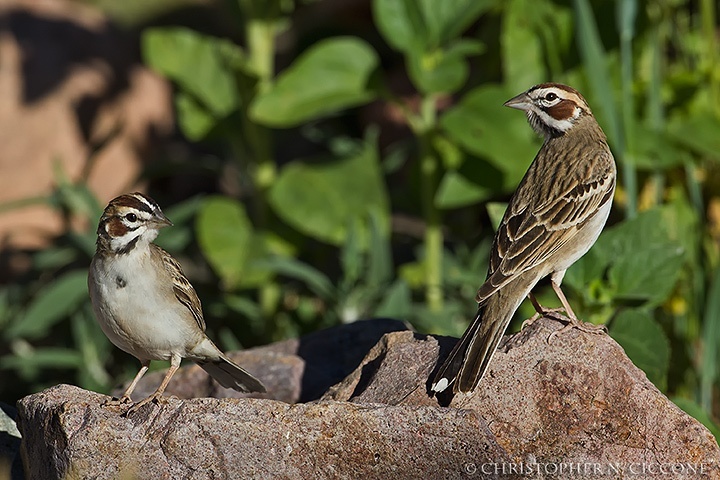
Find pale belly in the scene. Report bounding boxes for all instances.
[89,252,203,361]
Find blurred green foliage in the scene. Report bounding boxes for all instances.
[1,0,719,441]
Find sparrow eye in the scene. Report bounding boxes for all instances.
[125,213,137,222]
[545,92,558,101]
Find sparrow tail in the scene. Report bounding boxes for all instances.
[198,355,267,393]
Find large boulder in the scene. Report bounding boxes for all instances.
[15,317,720,479]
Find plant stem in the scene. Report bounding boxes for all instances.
[700,0,719,115]
[617,0,638,218]
[418,96,443,312]
[242,3,279,319]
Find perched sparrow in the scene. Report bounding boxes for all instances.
[432,83,616,394]
[88,193,266,413]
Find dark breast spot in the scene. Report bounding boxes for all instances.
[116,276,127,288]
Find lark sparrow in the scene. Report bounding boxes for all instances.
[432,83,616,394]
[88,193,266,413]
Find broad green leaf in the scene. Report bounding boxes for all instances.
[0,347,82,371]
[502,0,545,91]
[175,91,217,141]
[374,280,412,318]
[608,244,685,305]
[563,247,610,299]
[340,219,363,287]
[435,156,503,209]
[590,206,685,305]
[633,124,691,170]
[143,27,242,117]
[373,0,494,52]
[609,309,669,390]
[407,40,483,94]
[196,196,253,289]
[436,171,491,209]
[573,0,622,149]
[486,202,507,232]
[441,85,539,190]
[367,209,392,286]
[250,37,379,127]
[154,196,203,253]
[269,143,389,245]
[5,271,89,340]
[249,257,334,300]
[668,110,720,160]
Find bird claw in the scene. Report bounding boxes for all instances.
[547,316,607,343]
[522,307,567,330]
[122,394,166,416]
[103,395,133,407]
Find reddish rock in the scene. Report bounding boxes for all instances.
[14,317,720,479]
[0,0,173,252]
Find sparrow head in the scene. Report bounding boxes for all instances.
[96,192,172,254]
[504,83,592,139]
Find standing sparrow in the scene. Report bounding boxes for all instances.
[88,193,266,413]
[432,83,616,394]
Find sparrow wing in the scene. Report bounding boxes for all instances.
[153,245,206,331]
[476,150,615,304]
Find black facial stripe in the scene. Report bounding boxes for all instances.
[117,235,140,255]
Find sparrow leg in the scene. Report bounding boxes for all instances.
[104,360,150,406]
[548,281,606,342]
[521,292,567,330]
[126,355,180,415]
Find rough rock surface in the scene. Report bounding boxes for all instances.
[15,317,720,479]
[120,318,410,404]
[327,319,720,475]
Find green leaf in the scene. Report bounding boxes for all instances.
[633,124,692,170]
[407,40,483,94]
[373,0,494,52]
[441,84,539,190]
[374,279,412,319]
[485,202,507,232]
[196,196,253,289]
[143,27,242,117]
[501,0,545,91]
[668,110,720,160]
[609,309,669,390]
[249,37,379,127]
[435,156,504,209]
[154,196,203,253]
[366,209,392,286]
[0,347,82,371]
[573,0,622,148]
[608,245,685,306]
[175,91,217,141]
[5,271,88,340]
[269,142,389,245]
[585,206,687,306]
[250,257,334,300]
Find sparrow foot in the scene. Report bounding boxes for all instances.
[124,393,167,416]
[103,395,133,407]
[547,315,607,343]
[521,307,567,330]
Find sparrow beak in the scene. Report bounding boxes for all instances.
[504,91,532,111]
[151,211,173,228]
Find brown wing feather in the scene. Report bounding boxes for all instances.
[475,150,614,304]
[152,245,206,331]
